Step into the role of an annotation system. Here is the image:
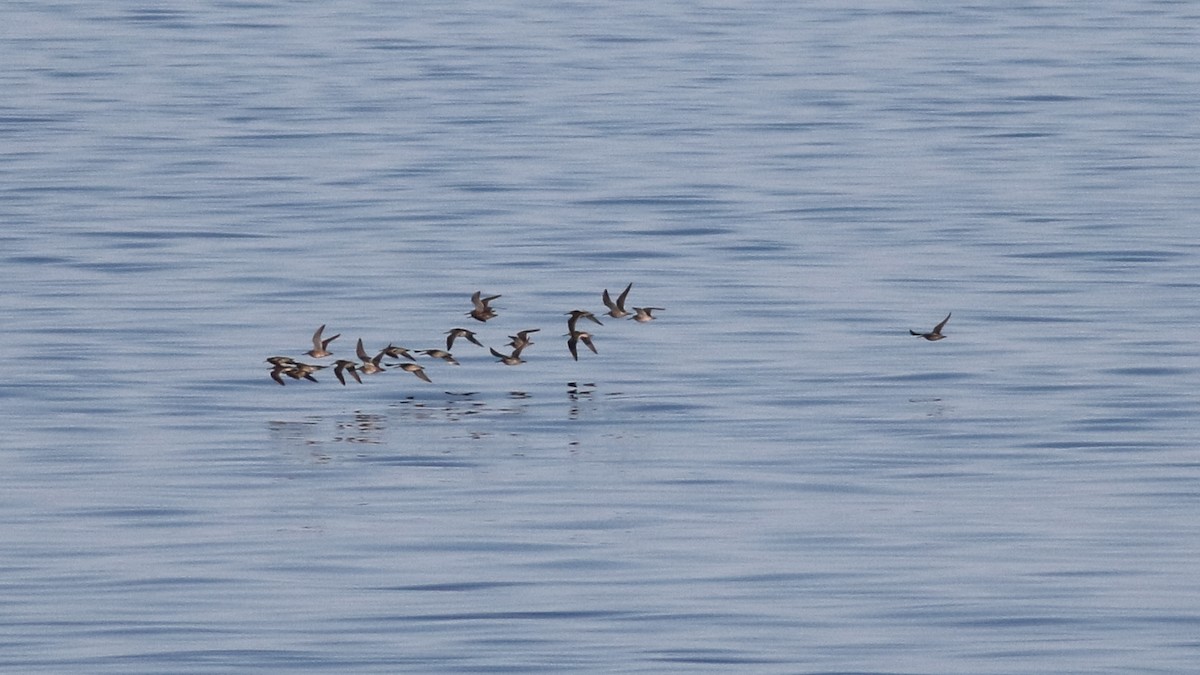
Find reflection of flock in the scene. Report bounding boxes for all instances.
[265,283,666,386]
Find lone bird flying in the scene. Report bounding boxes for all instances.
[910,313,951,341]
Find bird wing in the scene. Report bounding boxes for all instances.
[616,282,633,308]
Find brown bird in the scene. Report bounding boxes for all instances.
[306,324,340,358]
[910,313,951,341]
[468,291,501,322]
[602,282,633,318]
[567,330,597,361]
[333,359,362,385]
[380,344,417,362]
[507,328,540,351]
[395,362,432,383]
[445,328,484,351]
[271,363,323,385]
[630,307,663,323]
[288,361,325,381]
[419,349,460,365]
[490,346,526,365]
[566,309,603,333]
[356,339,386,374]
[269,363,290,385]
[268,357,323,385]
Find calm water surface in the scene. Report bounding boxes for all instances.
[3,1,1199,672]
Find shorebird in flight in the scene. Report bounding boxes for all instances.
[445,328,484,351]
[566,330,597,361]
[355,339,386,374]
[630,307,663,323]
[267,357,323,385]
[268,365,290,385]
[602,282,633,318]
[419,349,460,365]
[287,361,324,382]
[333,359,362,385]
[566,309,603,333]
[490,346,526,365]
[306,324,340,358]
[468,291,501,322]
[507,328,540,351]
[910,313,951,341]
[395,362,432,383]
[381,344,417,362]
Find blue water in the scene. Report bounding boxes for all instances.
[3,1,1199,672]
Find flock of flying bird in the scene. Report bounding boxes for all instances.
[265,283,666,386]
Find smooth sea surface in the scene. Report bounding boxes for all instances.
[3,1,1199,672]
